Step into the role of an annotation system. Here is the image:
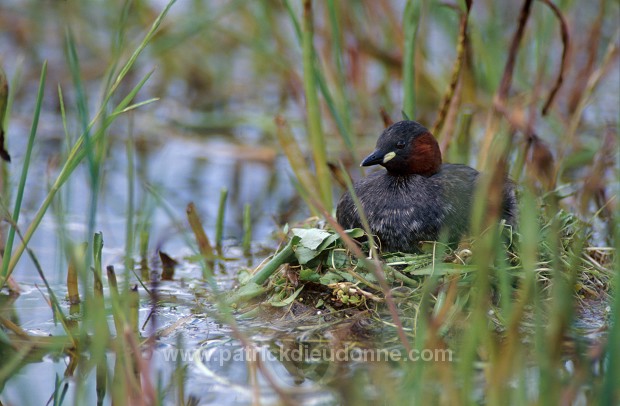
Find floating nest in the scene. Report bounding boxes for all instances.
[231,210,614,338]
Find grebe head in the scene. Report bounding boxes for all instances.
[361,120,442,177]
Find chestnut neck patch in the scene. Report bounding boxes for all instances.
[405,132,442,176]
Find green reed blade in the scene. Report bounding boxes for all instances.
[302,0,332,212]
[601,213,620,404]
[216,188,228,255]
[2,0,169,281]
[186,202,215,280]
[326,0,352,135]
[403,0,421,118]
[0,61,47,285]
[242,203,252,256]
[125,135,136,282]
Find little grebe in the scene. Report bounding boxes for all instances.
[336,120,517,253]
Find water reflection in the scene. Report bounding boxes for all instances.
[7,125,304,283]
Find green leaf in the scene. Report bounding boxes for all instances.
[319,271,342,285]
[299,268,321,282]
[291,228,332,264]
[294,246,321,265]
[316,234,340,251]
[269,286,304,307]
[316,228,364,251]
[291,228,366,265]
[345,228,365,239]
[236,268,253,284]
[319,270,357,285]
[323,249,350,269]
[408,264,477,276]
[227,282,266,306]
[292,228,332,250]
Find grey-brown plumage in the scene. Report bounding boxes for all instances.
[336,120,517,253]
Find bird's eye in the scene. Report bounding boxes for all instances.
[396,140,406,149]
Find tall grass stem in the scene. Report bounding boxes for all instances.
[302,0,332,212]
[0,61,47,286]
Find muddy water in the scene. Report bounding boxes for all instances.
[0,127,311,404]
[0,2,319,401]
